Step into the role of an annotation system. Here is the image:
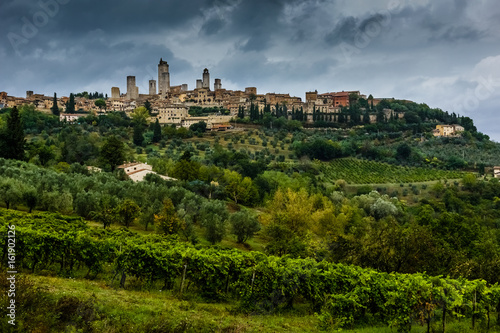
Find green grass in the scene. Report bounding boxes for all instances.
[28,274,319,333]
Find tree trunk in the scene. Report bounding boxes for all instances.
[120,272,127,288]
[442,306,446,333]
[179,264,187,295]
[472,290,477,329]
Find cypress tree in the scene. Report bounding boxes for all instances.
[66,93,75,113]
[133,123,144,146]
[152,119,162,143]
[51,92,60,116]
[0,106,25,160]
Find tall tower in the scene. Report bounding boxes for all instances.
[214,78,222,90]
[196,79,203,89]
[111,87,120,99]
[158,58,170,95]
[202,68,210,89]
[127,76,138,100]
[149,80,157,95]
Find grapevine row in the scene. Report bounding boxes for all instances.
[321,158,467,184]
[1,211,499,332]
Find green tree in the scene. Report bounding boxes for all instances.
[152,119,162,143]
[144,100,152,114]
[0,178,22,209]
[131,106,149,146]
[155,199,183,235]
[90,195,119,229]
[230,210,261,243]
[171,159,200,181]
[396,143,412,160]
[99,135,125,170]
[200,200,229,244]
[22,186,38,213]
[51,92,60,116]
[0,106,25,160]
[130,106,149,125]
[94,98,106,111]
[117,199,141,228]
[133,124,144,146]
[66,93,76,113]
[221,169,258,205]
[189,121,207,133]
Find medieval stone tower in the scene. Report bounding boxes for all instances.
[111,87,120,99]
[214,78,222,90]
[127,76,138,100]
[149,80,157,95]
[158,58,170,95]
[202,68,210,89]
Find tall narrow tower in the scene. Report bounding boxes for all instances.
[158,58,170,95]
[214,78,222,90]
[149,80,157,95]
[202,68,210,89]
[127,76,138,100]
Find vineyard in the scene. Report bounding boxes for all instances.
[320,158,468,184]
[2,209,499,332]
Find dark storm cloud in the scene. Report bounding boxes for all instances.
[324,16,359,47]
[1,0,205,36]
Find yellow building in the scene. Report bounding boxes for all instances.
[434,124,465,137]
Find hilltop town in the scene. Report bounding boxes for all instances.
[0,58,411,130]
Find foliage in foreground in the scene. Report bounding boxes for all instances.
[1,209,500,332]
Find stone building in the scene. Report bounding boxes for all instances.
[434,124,465,137]
[155,105,189,124]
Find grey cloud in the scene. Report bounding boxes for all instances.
[324,17,359,46]
[200,17,226,36]
[431,25,485,42]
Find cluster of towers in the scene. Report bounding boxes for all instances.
[116,59,223,100]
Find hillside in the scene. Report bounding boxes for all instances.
[1,103,500,332]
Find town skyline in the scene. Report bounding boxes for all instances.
[1,0,499,141]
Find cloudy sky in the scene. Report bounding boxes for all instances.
[1,0,499,141]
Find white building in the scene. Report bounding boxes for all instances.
[117,162,176,182]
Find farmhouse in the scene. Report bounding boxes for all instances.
[60,113,88,123]
[433,124,465,137]
[117,162,176,182]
